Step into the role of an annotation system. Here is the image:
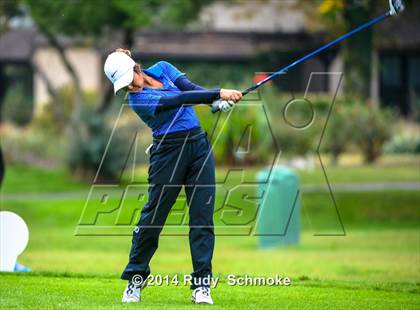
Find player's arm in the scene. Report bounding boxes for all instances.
[174,75,206,91]
[155,89,241,114]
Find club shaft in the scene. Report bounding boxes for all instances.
[213,11,390,112]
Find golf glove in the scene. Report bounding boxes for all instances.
[212,99,235,112]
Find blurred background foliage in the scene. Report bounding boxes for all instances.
[0,0,418,182]
[1,82,403,180]
[1,64,33,126]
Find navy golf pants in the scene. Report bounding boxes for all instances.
[121,128,215,288]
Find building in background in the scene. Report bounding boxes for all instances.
[0,28,100,118]
[0,0,418,119]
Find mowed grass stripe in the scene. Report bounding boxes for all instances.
[1,274,419,309]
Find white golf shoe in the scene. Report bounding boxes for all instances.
[121,279,147,303]
[192,287,213,305]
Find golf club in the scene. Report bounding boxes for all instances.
[211,0,405,113]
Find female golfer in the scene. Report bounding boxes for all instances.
[104,49,242,304]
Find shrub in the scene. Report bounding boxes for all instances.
[31,85,99,134]
[0,123,65,167]
[320,100,394,164]
[322,104,354,165]
[30,86,133,182]
[0,64,34,126]
[195,102,274,166]
[201,86,395,164]
[261,88,328,157]
[66,104,131,182]
[1,82,33,126]
[384,133,420,154]
[349,104,394,163]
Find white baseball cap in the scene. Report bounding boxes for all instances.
[104,52,136,94]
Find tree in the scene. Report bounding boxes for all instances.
[0,0,21,33]
[0,0,21,120]
[320,0,375,100]
[26,0,215,113]
[298,0,375,100]
[24,0,216,180]
[300,0,415,101]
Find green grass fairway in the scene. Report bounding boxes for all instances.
[1,161,419,309]
[2,156,420,193]
[1,273,418,309]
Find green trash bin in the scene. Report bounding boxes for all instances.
[256,166,300,248]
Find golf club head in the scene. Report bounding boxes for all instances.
[389,0,405,15]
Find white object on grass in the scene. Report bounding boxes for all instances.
[0,211,29,271]
[192,287,214,305]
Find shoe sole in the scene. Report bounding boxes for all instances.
[191,298,213,305]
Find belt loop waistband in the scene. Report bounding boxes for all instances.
[153,128,206,144]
